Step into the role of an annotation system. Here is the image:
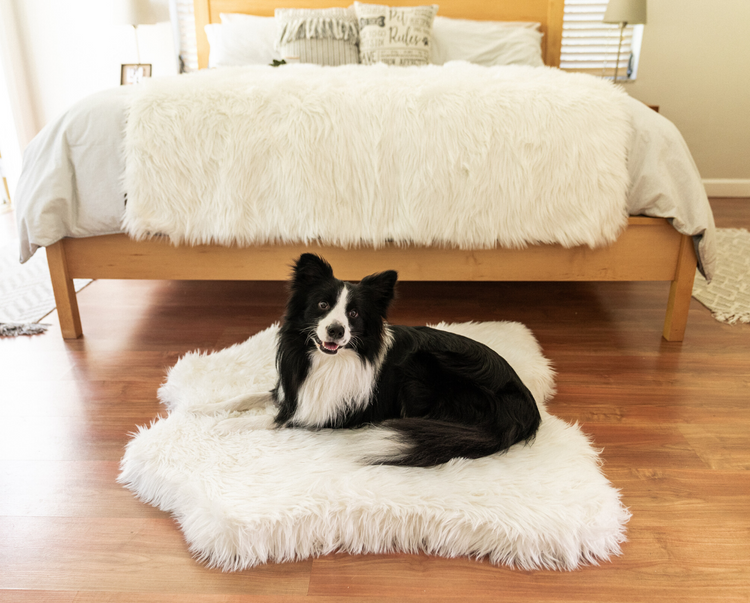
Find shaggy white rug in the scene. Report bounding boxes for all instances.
[119,321,630,571]
[124,63,630,250]
[692,228,750,325]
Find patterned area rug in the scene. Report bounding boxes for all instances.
[0,243,91,334]
[693,228,750,325]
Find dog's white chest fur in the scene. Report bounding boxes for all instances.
[292,349,377,428]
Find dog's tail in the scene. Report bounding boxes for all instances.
[368,398,540,468]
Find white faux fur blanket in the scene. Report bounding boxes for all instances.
[123,63,631,249]
[118,322,630,571]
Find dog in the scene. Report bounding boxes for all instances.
[272,253,541,467]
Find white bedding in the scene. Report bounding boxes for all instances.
[123,64,631,251]
[15,64,716,279]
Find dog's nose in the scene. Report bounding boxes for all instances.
[327,323,345,340]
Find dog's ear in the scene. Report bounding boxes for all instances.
[360,270,398,316]
[292,254,334,287]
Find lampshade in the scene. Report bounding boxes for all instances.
[603,0,647,24]
[113,0,170,25]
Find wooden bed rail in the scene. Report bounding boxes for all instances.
[46,217,697,342]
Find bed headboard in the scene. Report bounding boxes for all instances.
[193,0,564,70]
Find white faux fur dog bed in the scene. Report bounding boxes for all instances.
[119,322,630,571]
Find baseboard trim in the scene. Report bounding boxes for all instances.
[703,179,750,198]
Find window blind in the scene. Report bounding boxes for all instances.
[560,0,642,80]
[174,0,198,72]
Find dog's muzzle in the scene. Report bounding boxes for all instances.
[320,341,341,354]
[312,332,344,355]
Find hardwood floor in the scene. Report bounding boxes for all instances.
[1,200,749,602]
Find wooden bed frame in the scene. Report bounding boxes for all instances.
[46,0,697,342]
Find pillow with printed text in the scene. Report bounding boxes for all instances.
[354,2,438,66]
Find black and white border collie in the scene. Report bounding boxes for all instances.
[272,254,541,467]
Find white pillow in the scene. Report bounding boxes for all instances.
[204,13,281,67]
[275,7,359,66]
[430,17,544,67]
[354,2,438,66]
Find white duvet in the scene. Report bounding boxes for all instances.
[15,63,716,279]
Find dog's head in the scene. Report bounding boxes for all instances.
[285,254,397,357]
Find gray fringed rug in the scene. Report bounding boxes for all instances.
[0,243,91,336]
[693,228,750,325]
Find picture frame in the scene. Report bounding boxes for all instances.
[121,63,152,85]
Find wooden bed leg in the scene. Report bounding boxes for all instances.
[662,234,697,342]
[46,240,83,339]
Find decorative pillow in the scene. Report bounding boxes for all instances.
[205,14,281,67]
[431,17,544,67]
[275,7,359,66]
[353,2,438,66]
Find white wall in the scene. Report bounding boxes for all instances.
[0,0,40,198]
[626,0,750,185]
[0,0,176,197]
[10,0,177,127]
[12,0,121,129]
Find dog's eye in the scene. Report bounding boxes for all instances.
[318,301,330,310]
[348,309,358,319]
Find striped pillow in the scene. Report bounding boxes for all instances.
[275,8,360,66]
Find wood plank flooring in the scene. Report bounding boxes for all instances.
[1,200,748,602]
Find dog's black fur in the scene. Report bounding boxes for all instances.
[272,253,541,467]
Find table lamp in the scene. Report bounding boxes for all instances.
[603,0,647,82]
[113,0,170,78]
